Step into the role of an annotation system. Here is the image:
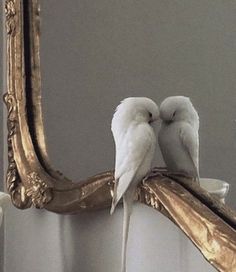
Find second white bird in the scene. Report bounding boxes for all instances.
[158,96,200,180]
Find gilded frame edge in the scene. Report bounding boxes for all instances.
[3,0,236,270]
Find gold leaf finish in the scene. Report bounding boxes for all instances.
[141,176,236,272]
[5,0,16,35]
[4,93,18,193]
[25,172,52,208]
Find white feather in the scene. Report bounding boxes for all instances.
[110,97,159,272]
[158,96,199,179]
[111,122,156,212]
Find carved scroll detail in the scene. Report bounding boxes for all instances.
[142,183,160,210]
[3,93,31,208]
[3,94,19,190]
[25,172,52,208]
[5,0,17,36]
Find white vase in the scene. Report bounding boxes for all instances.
[0,192,11,227]
[199,178,230,203]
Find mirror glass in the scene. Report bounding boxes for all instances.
[40,0,236,209]
[24,1,236,272]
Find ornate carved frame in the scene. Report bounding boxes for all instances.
[4,0,236,270]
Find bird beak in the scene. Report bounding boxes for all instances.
[149,116,159,124]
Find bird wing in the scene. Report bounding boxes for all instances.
[110,124,154,214]
[179,123,199,179]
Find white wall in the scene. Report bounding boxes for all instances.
[3,0,236,271]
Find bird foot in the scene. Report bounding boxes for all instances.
[142,168,166,183]
[163,171,193,180]
[151,166,168,173]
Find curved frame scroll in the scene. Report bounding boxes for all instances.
[3,0,236,271]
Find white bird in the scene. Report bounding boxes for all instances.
[110,97,159,272]
[158,96,200,180]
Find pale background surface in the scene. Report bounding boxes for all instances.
[2,0,236,271]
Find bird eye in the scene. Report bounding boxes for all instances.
[172,111,176,118]
[149,112,153,118]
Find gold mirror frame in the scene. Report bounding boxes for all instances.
[4,0,236,270]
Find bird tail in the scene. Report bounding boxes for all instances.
[196,174,200,184]
[110,180,118,215]
[110,198,117,215]
[121,191,134,272]
[110,170,135,215]
[194,168,200,184]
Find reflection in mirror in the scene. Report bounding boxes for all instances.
[40,0,236,208]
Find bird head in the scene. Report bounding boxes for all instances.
[112,97,159,130]
[160,96,199,127]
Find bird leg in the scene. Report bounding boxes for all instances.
[151,166,168,173]
[163,171,193,180]
[142,167,167,183]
